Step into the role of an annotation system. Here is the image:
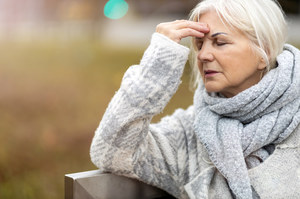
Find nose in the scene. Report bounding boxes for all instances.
[197,42,214,63]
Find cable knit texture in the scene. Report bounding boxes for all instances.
[90,33,300,199]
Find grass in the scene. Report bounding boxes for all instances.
[0,38,194,199]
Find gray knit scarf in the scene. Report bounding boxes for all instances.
[193,44,300,199]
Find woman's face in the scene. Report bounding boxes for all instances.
[196,10,266,98]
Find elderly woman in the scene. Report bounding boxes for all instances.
[90,0,300,198]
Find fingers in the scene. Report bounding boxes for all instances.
[156,20,209,43]
[173,20,209,33]
[178,28,205,40]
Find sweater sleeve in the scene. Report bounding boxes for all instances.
[90,33,190,197]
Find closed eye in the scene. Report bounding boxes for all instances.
[214,38,230,47]
[216,42,227,46]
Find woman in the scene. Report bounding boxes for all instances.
[90,0,300,198]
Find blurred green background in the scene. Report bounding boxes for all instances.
[0,0,299,198]
[0,32,195,199]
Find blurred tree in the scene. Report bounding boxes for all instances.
[127,0,199,16]
[43,0,104,21]
[278,0,300,14]
[57,1,98,21]
[126,0,300,17]
[0,0,298,25]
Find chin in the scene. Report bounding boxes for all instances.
[204,85,221,93]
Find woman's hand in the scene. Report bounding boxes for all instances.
[156,20,209,43]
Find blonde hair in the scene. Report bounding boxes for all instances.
[188,0,288,88]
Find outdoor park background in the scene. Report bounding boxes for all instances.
[0,0,299,198]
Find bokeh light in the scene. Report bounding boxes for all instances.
[104,0,129,20]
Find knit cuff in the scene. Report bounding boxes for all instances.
[151,32,190,56]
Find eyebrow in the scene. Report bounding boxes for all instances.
[211,32,228,37]
[195,32,228,40]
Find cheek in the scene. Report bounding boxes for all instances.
[222,48,255,72]
[223,55,260,84]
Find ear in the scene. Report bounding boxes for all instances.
[257,57,267,70]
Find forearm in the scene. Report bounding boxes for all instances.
[90,33,190,174]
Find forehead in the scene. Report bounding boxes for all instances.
[198,10,229,32]
[198,10,244,38]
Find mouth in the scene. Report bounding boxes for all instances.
[204,70,220,77]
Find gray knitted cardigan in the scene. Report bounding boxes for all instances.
[90,33,300,199]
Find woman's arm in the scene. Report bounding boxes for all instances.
[90,21,208,197]
[90,31,189,173]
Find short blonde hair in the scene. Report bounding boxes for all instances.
[189,0,288,88]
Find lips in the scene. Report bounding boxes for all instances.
[204,70,219,77]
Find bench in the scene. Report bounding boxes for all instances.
[65,170,175,199]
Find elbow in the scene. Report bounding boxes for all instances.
[89,132,106,169]
[89,125,106,168]
[90,140,99,168]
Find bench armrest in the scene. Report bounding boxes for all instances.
[65,170,175,199]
